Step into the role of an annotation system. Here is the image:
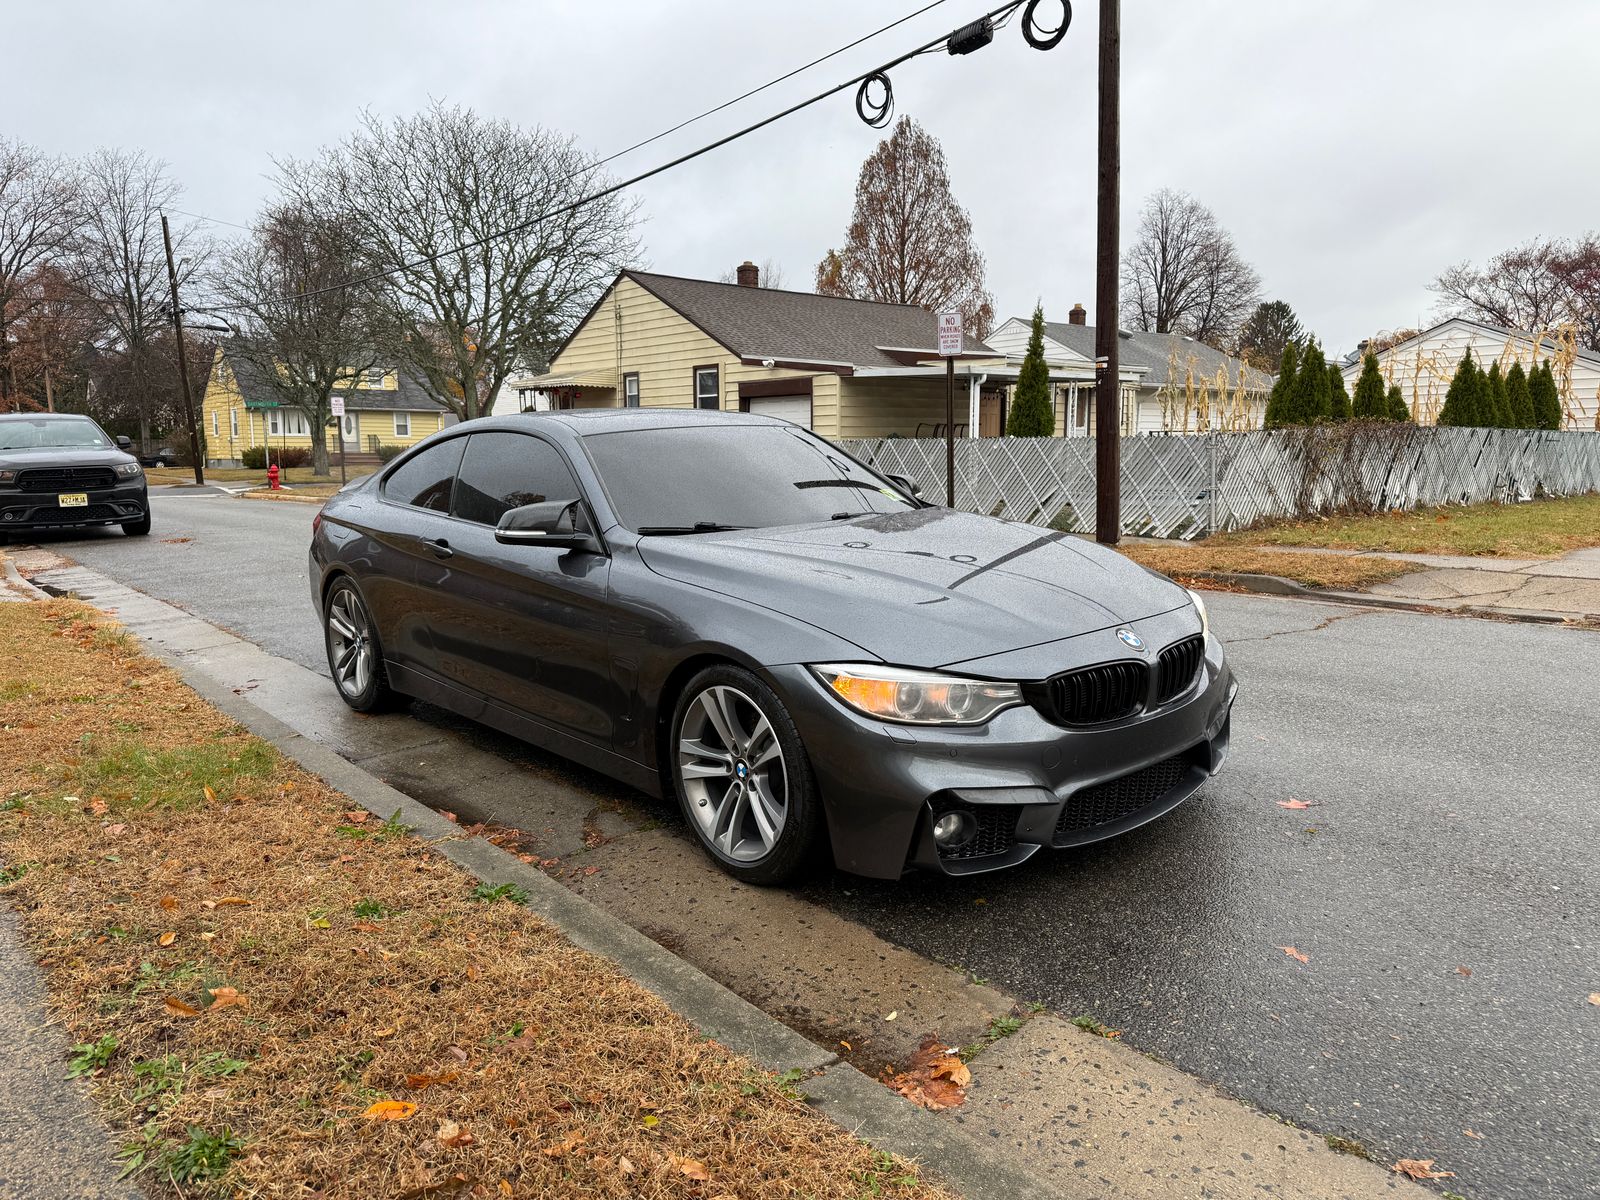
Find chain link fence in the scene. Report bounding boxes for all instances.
[840,427,1600,539]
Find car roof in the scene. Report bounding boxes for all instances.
[0,412,96,421]
[505,408,791,436]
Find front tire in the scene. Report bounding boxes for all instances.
[670,665,822,885]
[122,512,151,536]
[323,577,404,713]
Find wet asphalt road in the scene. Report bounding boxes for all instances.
[27,490,1600,1200]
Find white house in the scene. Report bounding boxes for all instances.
[985,305,1273,435]
[1339,317,1600,428]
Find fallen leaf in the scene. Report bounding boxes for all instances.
[436,1120,475,1148]
[406,1072,459,1090]
[542,1133,586,1157]
[1588,993,1600,1006]
[840,1040,852,1051]
[617,1156,636,1175]
[104,823,126,838]
[885,1010,898,1021]
[203,785,217,803]
[640,1114,659,1129]
[353,922,381,933]
[1463,1129,1484,1139]
[498,1182,513,1198]
[88,797,109,816]
[1392,1158,1455,1181]
[363,1100,418,1121]
[884,1035,972,1111]
[208,986,247,1011]
[1278,945,1310,964]
[374,1027,397,1039]
[158,895,178,912]
[669,1155,710,1182]
[441,810,458,823]
[1455,965,1472,977]
[164,997,201,1018]
[1275,798,1313,810]
[344,810,369,824]
[446,1045,469,1063]
[214,896,251,907]
[157,931,177,947]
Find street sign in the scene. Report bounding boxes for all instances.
[937,311,964,357]
[330,396,346,417]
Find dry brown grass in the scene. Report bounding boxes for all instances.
[0,598,947,1200]
[238,487,342,505]
[1121,544,1416,591]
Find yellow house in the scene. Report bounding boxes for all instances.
[512,265,1035,440]
[200,345,455,467]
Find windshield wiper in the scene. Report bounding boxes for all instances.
[793,479,891,491]
[635,522,748,536]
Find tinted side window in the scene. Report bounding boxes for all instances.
[382,438,464,512]
[452,432,581,526]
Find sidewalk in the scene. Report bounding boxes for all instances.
[1249,544,1600,620]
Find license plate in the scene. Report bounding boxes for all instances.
[58,493,88,507]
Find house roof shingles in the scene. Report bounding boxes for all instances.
[625,270,994,369]
[222,344,451,413]
[1036,321,1274,391]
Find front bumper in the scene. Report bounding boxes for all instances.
[0,482,148,531]
[772,625,1237,879]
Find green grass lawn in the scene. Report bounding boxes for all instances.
[1217,493,1600,558]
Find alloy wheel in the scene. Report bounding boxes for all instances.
[326,588,375,700]
[678,684,788,863]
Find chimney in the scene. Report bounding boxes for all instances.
[735,260,760,288]
[1068,302,1087,326]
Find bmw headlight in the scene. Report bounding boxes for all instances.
[812,664,1021,725]
[115,462,143,478]
[1187,588,1210,637]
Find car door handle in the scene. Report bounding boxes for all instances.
[420,536,454,559]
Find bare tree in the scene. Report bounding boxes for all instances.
[716,258,786,289]
[1432,234,1600,351]
[5,263,99,411]
[292,103,639,421]
[0,139,84,410]
[1121,189,1260,349]
[73,148,207,450]
[213,201,393,476]
[814,117,994,338]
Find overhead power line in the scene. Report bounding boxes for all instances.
[198,0,1069,318]
[166,0,952,239]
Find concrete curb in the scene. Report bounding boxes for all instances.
[2,556,50,600]
[1187,569,1594,625]
[157,649,1059,1200]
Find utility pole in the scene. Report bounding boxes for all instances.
[1093,0,1121,544]
[160,213,206,487]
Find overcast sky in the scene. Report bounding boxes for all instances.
[13,0,1599,355]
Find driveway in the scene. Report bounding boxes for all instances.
[17,491,1600,1200]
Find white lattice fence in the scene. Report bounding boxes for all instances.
[841,429,1600,539]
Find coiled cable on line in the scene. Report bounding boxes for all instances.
[1021,0,1070,50]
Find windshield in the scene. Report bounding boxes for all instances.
[583,424,918,533]
[0,417,112,452]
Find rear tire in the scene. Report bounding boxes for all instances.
[322,577,405,713]
[122,513,152,536]
[669,665,823,885]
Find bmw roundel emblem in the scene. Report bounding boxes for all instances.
[735,761,749,780]
[1117,628,1145,650]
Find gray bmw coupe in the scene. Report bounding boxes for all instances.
[309,409,1236,883]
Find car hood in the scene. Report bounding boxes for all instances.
[635,507,1190,672]
[0,446,138,471]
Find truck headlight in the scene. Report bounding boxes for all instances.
[115,462,143,478]
[812,664,1021,725]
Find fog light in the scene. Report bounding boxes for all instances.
[932,810,976,847]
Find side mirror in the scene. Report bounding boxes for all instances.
[115,435,133,451]
[495,499,600,552]
[885,472,922,499]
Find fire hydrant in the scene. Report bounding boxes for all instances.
[267,462,280,490]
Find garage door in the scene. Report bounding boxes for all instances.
[748,396,812,428]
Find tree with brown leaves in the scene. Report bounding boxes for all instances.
[0,139,84,410]
[814,117,993,338]
[1121,189,1260,351]
[1431,234,1600,351]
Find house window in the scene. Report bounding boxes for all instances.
[211,411,219,436]
[342,414,358,441]
[268,409,309,436]
[694,366,719,411]
[394,412,411,438]
[623,373,640,408]
[517,387,535,412]
[230,410,238,438]
[366,366,385,387]
[267,409,279,436]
